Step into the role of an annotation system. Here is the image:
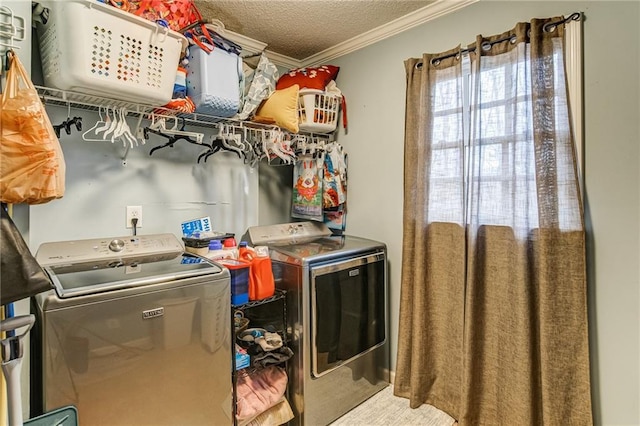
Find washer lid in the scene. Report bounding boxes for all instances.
[46,253,222,298]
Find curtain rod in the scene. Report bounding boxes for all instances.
[419,12,582,67]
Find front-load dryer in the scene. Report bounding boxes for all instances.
[245,222,390,425]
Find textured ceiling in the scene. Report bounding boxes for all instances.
[194,1,434,61]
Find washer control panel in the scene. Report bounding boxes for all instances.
[36,233,184,267]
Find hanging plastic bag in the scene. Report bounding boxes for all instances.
[1,50,65,205]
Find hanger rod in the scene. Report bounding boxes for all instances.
[418,12,582,68]
[35,85,335,140]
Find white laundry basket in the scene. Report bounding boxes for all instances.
[36,0,187,105]
[298,89,341,133]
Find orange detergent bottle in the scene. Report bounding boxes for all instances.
[238,242,275,301]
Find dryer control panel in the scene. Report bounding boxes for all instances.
[36,233,184,267]
[245,222,332,245]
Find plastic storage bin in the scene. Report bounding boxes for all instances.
[298,89,340,133]
[36,0,187,105]
[185,45,242,117]
[182,233,235,256]
[219,259,250,305]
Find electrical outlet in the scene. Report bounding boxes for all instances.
[126,206,142,228]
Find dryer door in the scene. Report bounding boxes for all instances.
[310,250,386,377]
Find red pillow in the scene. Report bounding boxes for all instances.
[276,65,339,91]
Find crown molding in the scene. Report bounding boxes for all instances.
[225,0,476,70]
[223,28,267,55]
[224,28,303,68]
[303,0,478,67]
[264,50,303,70]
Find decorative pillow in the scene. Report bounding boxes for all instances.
[255,85,300,133]
[276,65,339,91]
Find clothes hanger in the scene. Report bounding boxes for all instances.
[53,103,82,138]
[98,105,120,140]
[219,124,246,158]
[147,115,205,144]
[197,137,223,163]
[82,106,108,142]
[92,106,114,135]
[197,134,243,163]
[240,125,260,166]
[111,108,139,148]
[147,128,209,156]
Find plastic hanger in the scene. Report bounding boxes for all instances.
[93,106,114,135]
[147,127,209,156]
[53,103,82,138]
[148,115,205,144]
[111,108,138,148]
[82,106,111,142]
[219,124,246,158]
[98,106,120,140]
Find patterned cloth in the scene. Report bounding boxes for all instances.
[291,155,323,221]
[323,143,347,208]
[236,53,280,120]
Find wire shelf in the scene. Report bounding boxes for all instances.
[232,289,286,309]
[36,85,336,139]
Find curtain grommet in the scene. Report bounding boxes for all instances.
[430,58,441,66]
[481,41,492,52]
[510,36,517,44]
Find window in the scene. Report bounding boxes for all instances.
[427,24,583,234]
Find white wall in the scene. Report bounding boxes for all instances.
[257,162,293,227]
[29,106,259,250]
[331,2,639,425]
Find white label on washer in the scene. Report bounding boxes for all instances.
[142,307,164,320]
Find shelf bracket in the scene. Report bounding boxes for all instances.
[0,5,26,71]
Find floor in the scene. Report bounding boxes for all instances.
[329,385,455,426]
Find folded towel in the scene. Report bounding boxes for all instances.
[236,366,288,420]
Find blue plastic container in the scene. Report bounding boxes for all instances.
[218,259,250,305]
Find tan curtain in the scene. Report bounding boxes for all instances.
[394,17,592,425]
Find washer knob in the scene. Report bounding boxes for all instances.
[108,239,126,252]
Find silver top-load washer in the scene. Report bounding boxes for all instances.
[32,233,233,425]
[245,222,390,425]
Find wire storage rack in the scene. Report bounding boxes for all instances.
[232,289,291,425]
[36,85,339,134]
[36,85,337,167]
